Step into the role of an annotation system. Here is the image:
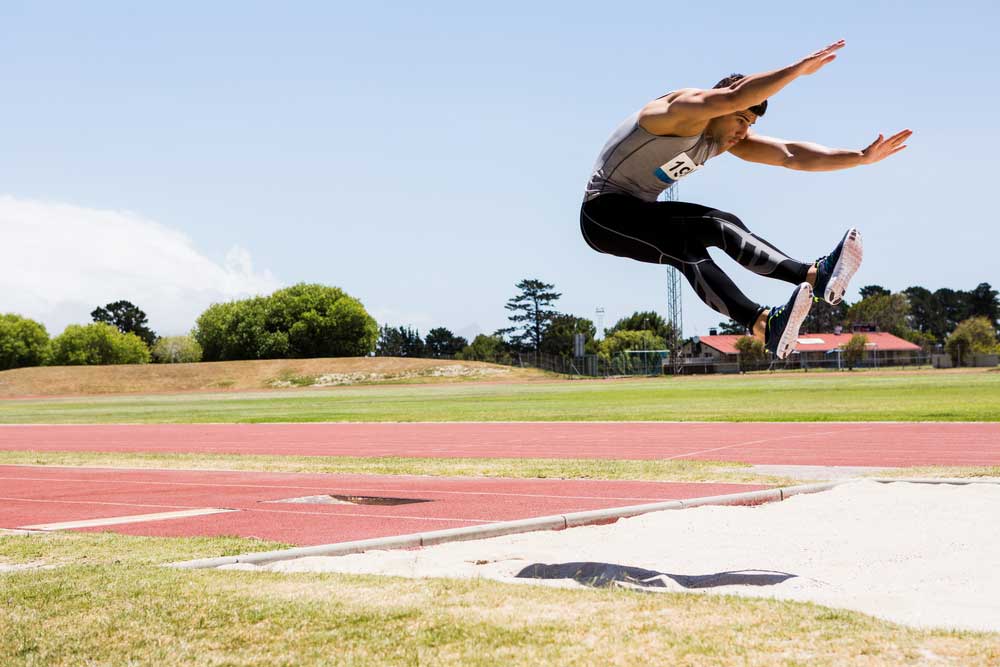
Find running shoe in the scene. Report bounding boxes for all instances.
[765,282,814,360]
[813,228,863,305]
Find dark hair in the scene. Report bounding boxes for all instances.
[713,73,767,117]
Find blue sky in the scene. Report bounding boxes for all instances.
[2,1,997,340]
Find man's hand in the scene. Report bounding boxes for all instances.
[860,129,913,165]
[796,40,846,76]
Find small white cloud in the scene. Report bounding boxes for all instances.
[0,195,282,335]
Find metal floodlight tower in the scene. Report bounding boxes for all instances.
[595,307,605,339]
[660,186,683,347]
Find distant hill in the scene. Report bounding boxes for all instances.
[0,358,550,398]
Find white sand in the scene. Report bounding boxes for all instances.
[229,481,1000,632]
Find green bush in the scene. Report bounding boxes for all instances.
[457,334,507,362]
[607,311,675,341]
[151,335,203,363]
[598,330,666,359]
[843,334,869,370]
[195,299,289,361]
[902,328,937,352]
[48,323,151,366]
[734,335,766,371]
[193,283,378,361]
[945,317,999,366]
[846,293,910,336]
[0,314,50,370]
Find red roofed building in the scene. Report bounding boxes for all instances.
[683,332,924,371]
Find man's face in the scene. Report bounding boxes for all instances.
[707,110,757,149]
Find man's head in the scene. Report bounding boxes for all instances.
[704,73,767,149]
[713,73,768,117]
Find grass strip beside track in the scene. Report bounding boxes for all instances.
[2,533,998,666]
[1,370,999,423]
[0,451,794,485]
[5,451,997,488]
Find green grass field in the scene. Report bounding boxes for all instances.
[3,533,998,666]
[2,369,999,423]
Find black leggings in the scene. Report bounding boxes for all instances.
[580,193,811,329]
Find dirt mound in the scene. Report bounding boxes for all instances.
[0,358,548,398]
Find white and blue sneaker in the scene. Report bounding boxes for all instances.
[813,228,863,305]
[765,283,813,360]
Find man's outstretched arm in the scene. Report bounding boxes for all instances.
[729,130,913,171]
[640,40,845,135]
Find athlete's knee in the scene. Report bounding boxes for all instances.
[708,209,749,232]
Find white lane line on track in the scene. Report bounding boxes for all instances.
[0,497,216,511]
[0,475,679,503]
[20,508,236,531]
[1,496,492,525]
[663,428,876,461]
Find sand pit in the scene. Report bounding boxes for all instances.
[227,481,1000,632]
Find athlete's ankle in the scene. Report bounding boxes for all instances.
[805,264,817,288]
[752,309,769,340]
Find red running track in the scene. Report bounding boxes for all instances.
[0,465,766,545]
[1,422,998,466]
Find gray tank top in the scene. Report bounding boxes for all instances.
[584,111,721,202]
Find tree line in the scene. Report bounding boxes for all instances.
[378,279,681,364]
[451,278,1000,364]
[368,279,678,364]
[408,278,999,366]
[2,279,996,371]
[0,284,377,370]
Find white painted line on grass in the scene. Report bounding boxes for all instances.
[20,508,237,531]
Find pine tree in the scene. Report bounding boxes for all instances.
[504,279,561,352]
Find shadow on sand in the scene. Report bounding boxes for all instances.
[515,562,796,590]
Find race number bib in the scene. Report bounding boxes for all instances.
[654,152,702,183]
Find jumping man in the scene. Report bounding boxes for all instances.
[581,40,911,358]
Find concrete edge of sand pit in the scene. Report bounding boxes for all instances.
[167,481,842,570]
[871,477,1000,485]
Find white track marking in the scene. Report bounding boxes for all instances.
[19,507,235,531]
[0,496,217,510]
[663,428,873,461]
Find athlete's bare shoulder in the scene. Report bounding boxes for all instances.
[638,89,711,137]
